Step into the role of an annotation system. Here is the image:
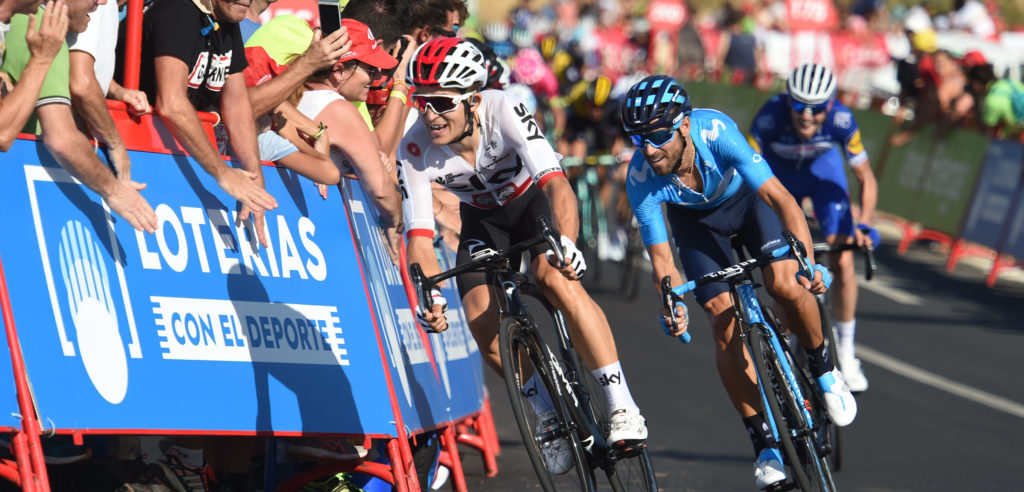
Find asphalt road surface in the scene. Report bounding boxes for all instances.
[454,239,1024,491]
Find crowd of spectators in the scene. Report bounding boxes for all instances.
[471,0,1024,142]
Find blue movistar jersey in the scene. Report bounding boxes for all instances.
[748,94,868,170]
[626,108,776,247]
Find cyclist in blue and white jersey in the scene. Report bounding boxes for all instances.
[621,75,857,489]
[748,63,878,392]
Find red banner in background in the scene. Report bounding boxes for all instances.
[646,0,688,33]
[830,32,890,74]
[786,0,837,32]
[263,0,318,25]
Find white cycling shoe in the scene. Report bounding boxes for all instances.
[840,356,869,392]
[536,411,574,475]
[817,368,858,427]
[754,447,786,489]
[607,407,648,446]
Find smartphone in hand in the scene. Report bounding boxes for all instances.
[318,0,342,35]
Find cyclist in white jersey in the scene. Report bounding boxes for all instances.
[399,38,648,474]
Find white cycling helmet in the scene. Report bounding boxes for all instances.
[786,63,837,105]
[408,37,489,91]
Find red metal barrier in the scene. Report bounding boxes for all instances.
[0,253,50,492]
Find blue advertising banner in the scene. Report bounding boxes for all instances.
[961,141,1024,249]
[339,180,485,433]
[0,139,397,435]
[999,189,1024,260]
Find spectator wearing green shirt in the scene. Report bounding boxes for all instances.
[0,0,66,151]
[982,77,1024,139]
[1,0,157,233]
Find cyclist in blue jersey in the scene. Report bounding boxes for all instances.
[621,75,857,489]
[748,63,878,392]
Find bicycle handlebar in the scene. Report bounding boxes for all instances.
[811,241,876,281]
[409,216,563,318]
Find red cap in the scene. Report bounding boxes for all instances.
[961,50,987,69]
[338,19,398,70]
[243,46,289,88]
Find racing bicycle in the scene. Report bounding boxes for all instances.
[661,231,838,491]
[410,217,657,492]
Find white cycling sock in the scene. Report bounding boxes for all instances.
[591,361,639,412]
[835,319,856,361]
[523,373,555,416]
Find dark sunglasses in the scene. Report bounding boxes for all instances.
[412,93,474,114]
[630,128,678,148]
[789,99,829,115]
[356,61,381,78]
[433,24,459,38]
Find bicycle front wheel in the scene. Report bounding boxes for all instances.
[572,352,657,491]
[500,318,595,492]
[750,326,835,492]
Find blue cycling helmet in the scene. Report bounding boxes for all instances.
[621,75,691,134]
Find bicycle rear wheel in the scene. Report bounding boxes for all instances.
[500,318,595,492]
[619,217,644,301]
[572,351,657,491]
[750,326,835,492]
[815,297,843,472]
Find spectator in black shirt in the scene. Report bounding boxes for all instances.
[142,0,277,246]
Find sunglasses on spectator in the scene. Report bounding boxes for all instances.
[630,126,679,149]
[412,93,474,115]
[433,24,459,38]
[355,61,381,79]
[789,99,830,115]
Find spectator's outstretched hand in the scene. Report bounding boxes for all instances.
[238,206,268,249]
[26,0,68,63]
[217,167,278,215]
[300,27,352,73]
[105,180,157,233]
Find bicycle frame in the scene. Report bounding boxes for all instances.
[732,281,817,444]
[663,231,827,461]
[410,218,627,469]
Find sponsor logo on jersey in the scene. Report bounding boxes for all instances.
[700,119,728,144]
[846,130,864,155]
[628,162,651,186]
[407,142,421,157]
[832,111,852,129]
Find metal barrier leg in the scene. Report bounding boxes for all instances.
[440,424,467,492]
[387,437,419,492]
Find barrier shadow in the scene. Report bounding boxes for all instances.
[226,267,360,435]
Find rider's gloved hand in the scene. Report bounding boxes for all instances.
[796,263,832,294]
[857,223,880,248]
[416,288,448,333]
[545,234,587,279]
[660,301,690,339]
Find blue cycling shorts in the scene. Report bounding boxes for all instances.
[769,147,854,238]
[665,185,787,306]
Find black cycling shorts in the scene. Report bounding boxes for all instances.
[455,185,553,298]
[665,185,788,306]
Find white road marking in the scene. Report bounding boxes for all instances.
[857,345,1024,419]
[859,279,923,306]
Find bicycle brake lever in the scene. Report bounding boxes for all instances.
[538,216,566,266]
[863,245,877,282]
[660,277,692,344]
[410,263,433,312]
